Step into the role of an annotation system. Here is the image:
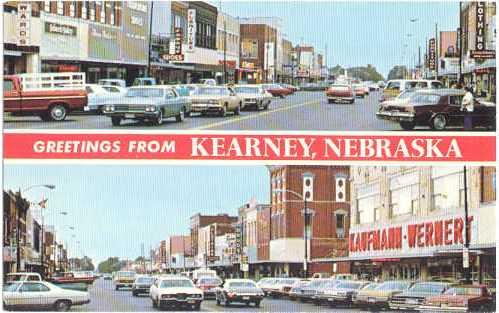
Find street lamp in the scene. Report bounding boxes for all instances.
[462,166,472,284]
[273,188,314,278]
[15,184,55,272]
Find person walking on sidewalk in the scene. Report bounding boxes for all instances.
[461,86,474,130]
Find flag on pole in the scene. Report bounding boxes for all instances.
[38,198,48,209]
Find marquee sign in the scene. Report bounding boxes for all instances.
[475,2,486,51]
[17,2,31,46]
[187,9,196,52]
[428,38,436,71]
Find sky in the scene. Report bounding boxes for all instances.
[4,165,269,267]
[219,1,460,78]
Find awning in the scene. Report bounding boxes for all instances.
[475,59,496,70]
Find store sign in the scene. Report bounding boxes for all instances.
[209,225,215,257]
[166,27,184,61]
[162,54,184,61]
[241,61,255,69]
[475,2,486,51]
[45,22,77,36]
[218,60,237,69]
[17,2,31,46]
[187,9,196,52]
[428,38,436,70]
[349,214,476,257]
[470,50,495,59]
[235,224,242,255]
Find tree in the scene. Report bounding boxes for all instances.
[387,65,409,80]
[347,65,385,82]
[97,257,122,273]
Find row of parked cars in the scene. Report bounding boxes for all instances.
[256,276,495,312]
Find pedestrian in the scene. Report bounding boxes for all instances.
[461,86,474,131]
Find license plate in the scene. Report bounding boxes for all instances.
[242,296,250,300]
[188,300,196,304]
[406,299,418,304]
[125,114,135,118]
[368,297,376,303]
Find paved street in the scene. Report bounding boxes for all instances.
[4,91,400,131]
[74,279,397,312]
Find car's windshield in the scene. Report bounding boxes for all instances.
[126,88,163,97]
[362,283,379,290]
[377,281,410,290]
[117,271,136,277]
[234,87,260,94]
[444,287,481,296]
[409,283,446,293]
[160,279,194,288]
[199,278,222,285]
[3,282,21,292]
[195,87,228,96]
[336,281,364,289]
[229,281,256,288]
[136,277,154,284]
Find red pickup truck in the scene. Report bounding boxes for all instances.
[4,73,87,121]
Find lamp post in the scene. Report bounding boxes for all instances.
[274,188,313,278]
[462,166,472,283]
[15,185,55,273]
[146,1,154,77]
[40,210,67,278]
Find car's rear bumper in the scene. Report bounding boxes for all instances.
[418,305,467,312]
[327,96,354,102]
[376,111,415,122]
[227,295,263,303]
[159,299,202,308]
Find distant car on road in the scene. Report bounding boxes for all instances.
[102,274,112,280]
[262,84,293,98]
[376,88,496,130]
[353,84,368,98]
[381,79,443,102]
[233,85,272,110]
[113,271,136,290]
[215,279,264,308]
[132,275,155,296]
[149,276,203,311]
[103,86,190,126]
[195,276,222,299]
[3,281,90,311]
[326,84,355,104]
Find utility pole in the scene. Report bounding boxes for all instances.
[463,166,472,284]
[146,1,154,77]
[16,189,22,272]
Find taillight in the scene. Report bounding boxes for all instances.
[227,292,236,298]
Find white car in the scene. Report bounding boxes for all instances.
[233,85,272,110]
[82,84,124,112]
[3,281,90,311]
[5,272,42,283]
[149,276,203,311]
[98,78,127,88]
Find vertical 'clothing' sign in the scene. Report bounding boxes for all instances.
[17,2,31,46]
[187,9,196,52]
[475,2,486,51]
[428,38,436,71]
[209,225,215,257]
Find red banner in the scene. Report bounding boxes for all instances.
[3,132,495,162]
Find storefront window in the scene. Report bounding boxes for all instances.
[356,182,380,224]
[57,1,63,15]
[335,213,345,238]
[389,171,419,217]
[431,167,465,212]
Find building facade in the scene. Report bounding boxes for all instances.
[216,12,240,84]
[349,166,496,283]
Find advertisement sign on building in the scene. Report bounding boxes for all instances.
[264,42,275,70]
[209,225,215,257]
[241,39,258,59]
[475,2,486,51]
[45,22,77,36]
[187,9,196,52]
[120,2,149,64]
[17,2,31,46]
[428,38,436,70]
[165,28,184,61]
[89,25,119,60]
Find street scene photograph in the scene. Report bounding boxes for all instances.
[3,164,496,312]
[4,1,496,131]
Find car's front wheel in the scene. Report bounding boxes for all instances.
[234,104,241,115]
[431,114,447,130]
[153,110,164,126]
[111,117,121,126]
[254,300,261,308]
[175,107,185,122]
[399,121,416,130]
[54,300,71,312]
[49,104,68,121]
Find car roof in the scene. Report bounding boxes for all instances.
[415,88,464,96]
[158,275,191,280]
[128,85,172,89]
[7,272,40,276]
[226,279,256,283]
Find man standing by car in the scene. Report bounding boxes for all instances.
[461,86,474,130]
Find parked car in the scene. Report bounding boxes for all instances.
[297,278,334,302]
[48,272,96,285]
[280,83,299,92]
[273,278,302,297]
[195,276,222,299]
[81,84,123,112]
[102,274,112,280]
[101,85,127,95]
[354,280,413,310]
[133,77,156,86]
[262,84,293,98]
[257,278,278,296]
[381,79,443,102]
[326,84,355,104]
[5,272,42,283]
[98,79,127,88]
[199,78,217,86]
[317,280,368,307]
[389,281,451,311]
[4,72,87,121]
[190,86,242,117]
[376,88,496,130]
[3,281,90,311]
[289,280,311,301]
[215,279,264,308]
[113,271,136,290]
[419,285,495,313]
[233,85,272,110]
[103,86,190,126]
[149,276,203,311]
[132,275,155,296]
[312,279,341,304]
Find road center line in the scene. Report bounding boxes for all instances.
[191,98,322,130]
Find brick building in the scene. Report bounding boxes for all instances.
[239,23,277,83]
[256,166,350,278]
[190,213,237,261]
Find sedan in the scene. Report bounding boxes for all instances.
[190,86,242,117]
[354,280,413,310]
[195,276,222,299]
[317,280,368,307]
[262,84,293,98]
[132,275,155,296]
[215,279,264,307]
[326,84,355,104]
[103,86,190,126]
[419,285,495,313]
[3,281,90,312]
[233,85,272,110]
[389,281,451,311]
[149,276,203,311]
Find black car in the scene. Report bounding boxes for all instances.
[215,279,264,307]
[389,281,450,311]
[132,276,154,296]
